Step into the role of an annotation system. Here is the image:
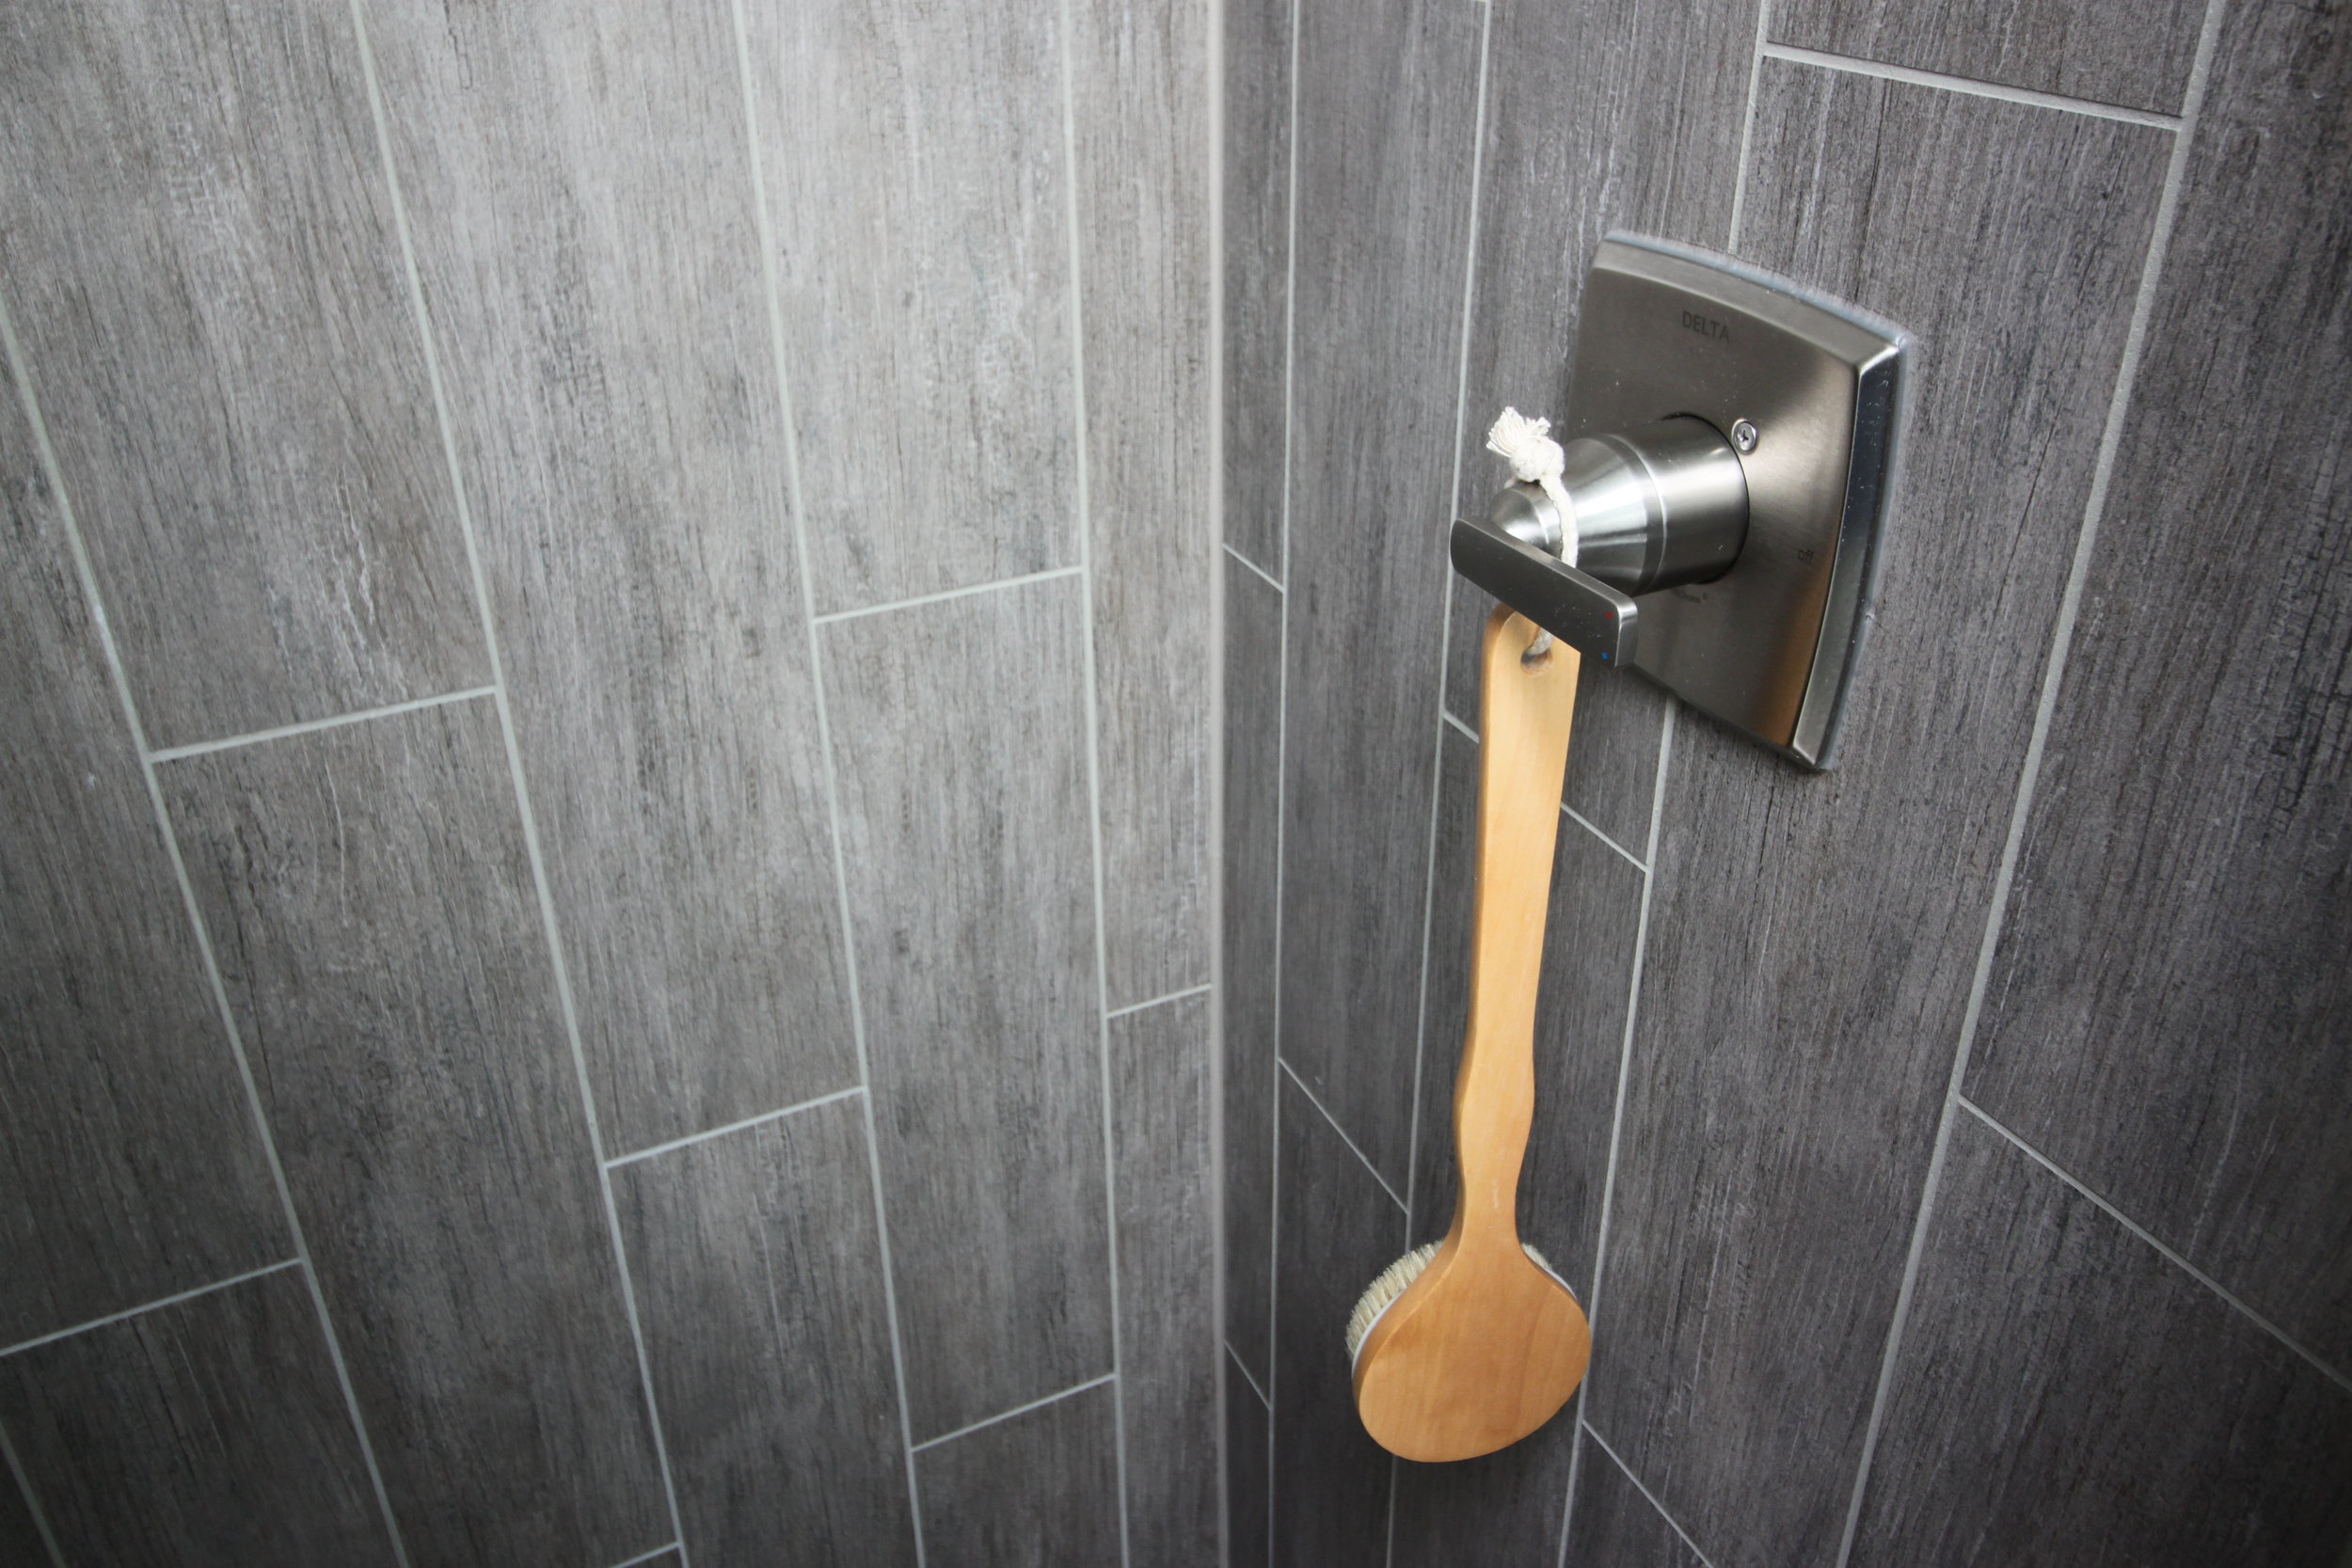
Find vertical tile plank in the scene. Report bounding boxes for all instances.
[1270,1072,1399,1566]
[1848,1116,2352,1566]
[0,1267,397,1568]
[0,0,485,748]
[1113,993,1218,1566]
[1565,1435,1706,1568]
[358,0,856,1155]
[740,0,1075,615]
[0,1454,47,1568]
[162,701,668,1568]
[612,1095,916,1568]
[1225,1354,1270,1568]
[1587,69,2169,1568]
[916,1384,1122,1568]
[1278,0,1485,1195]
[1221,0,1294,579]
[1071,0,1214,1009]
[1769,0,2203,117]
[0,358,288,1344]
[1966,0,2352,1373]
[1222,557,1283,1387]
[1448,0,1755,849]
[822,577,1112,1440]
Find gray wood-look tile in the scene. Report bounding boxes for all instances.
[821,577,1112,1441]
[739,0,1075,616]
[1112,994,1218,1566]
[1849,1115,2352,1566]
[357,0,856,1156]
[0,361,289,1345]
[1222,0,1294,580]
[1965,0,2352,1376]
[1586,69,2170,1568]
[1072,0,1213,1011]
[1223,557,1283,1389]
[1270,1071,1402,1567]
[1278,0,1486,1196]
[612,1095,915,1568]
[0,1453,47,1568]
[1226,1350,1270,1568]
[0,1266,397,1568]
[1769,0,2202,116]
[915,1384,1123,1568]
[161,700,669,1568]
[1445,0,1751,853]
[0,0,485,749]
[1391,727,1641,1566]
[1566,1433,1706,1568]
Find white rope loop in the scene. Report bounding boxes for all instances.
[1486,406,1570,661]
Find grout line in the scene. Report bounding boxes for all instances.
[807,563,1085,626]
[1829,5,2227,1559]
[0,1415,66,1568]
[608,1544,686,1568]
[726,8,928,1563]
[1277,1058,1408,1214]
[1225,1340,1272,1410]
[1760,43,2183,128]
[1581,1422,1722,1568]
[344,8,691,1560]
[1441,708,1478,743]
[0,268,418,1568]
[1267,0,1304,1539]
[1223,539,1284,594]
[1556,703,1675,1567]
[0,1259,303,1361]
[144,687,497,764]
[909,1372,1120,1453]
[1105,981,1215,1020]
[1957,1099,2352,1396]
[1398,0,1499,1362]
[1052,10,1135,1565]
[603,1086,866,1170]
[1565,803,1646,874]
[1205,0,1231,1557]
[1724,0,1775,250]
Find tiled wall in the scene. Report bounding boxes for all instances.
[0,2,1215,1564]
[1223,0,2352,1563]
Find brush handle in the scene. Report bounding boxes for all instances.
[1451,607,1579,1249]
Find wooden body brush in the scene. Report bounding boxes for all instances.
[1346,605,1591,1462]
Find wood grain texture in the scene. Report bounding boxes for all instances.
[1072,0,1214,1009]
[1391,726,1642,1563]
[1270,1071,1403,1568]
[1565,1434,1706,1568]
[821,578,1112,1440]
[1965,0,2352,1375]
[612,1095,916,1568]
[914,1384,1122,1568]
[740,0,1074,616]
[1444,0,1752,854]
[0,0,485,749]
[1222,557,1283,1388]
[1112,994,1218,1566]
[1586,69,2169,1568]
[1225,1350,1269,1568]
[358,0,857,1155]
[0,1266,398,1568]
[0,359,289,1344]
[1221,0,1294,580]
[1770,0,2202,116]
[1848,1115,2352,1566]
[0,1454,46,1568]
[1277,0,1485,1195]
[162,700,669,1568]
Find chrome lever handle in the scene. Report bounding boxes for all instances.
[1449,511,1640,668]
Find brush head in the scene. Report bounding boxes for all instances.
[1346,1241,1566,1366]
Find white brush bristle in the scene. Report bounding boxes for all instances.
[1345,1242,1567,1366]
